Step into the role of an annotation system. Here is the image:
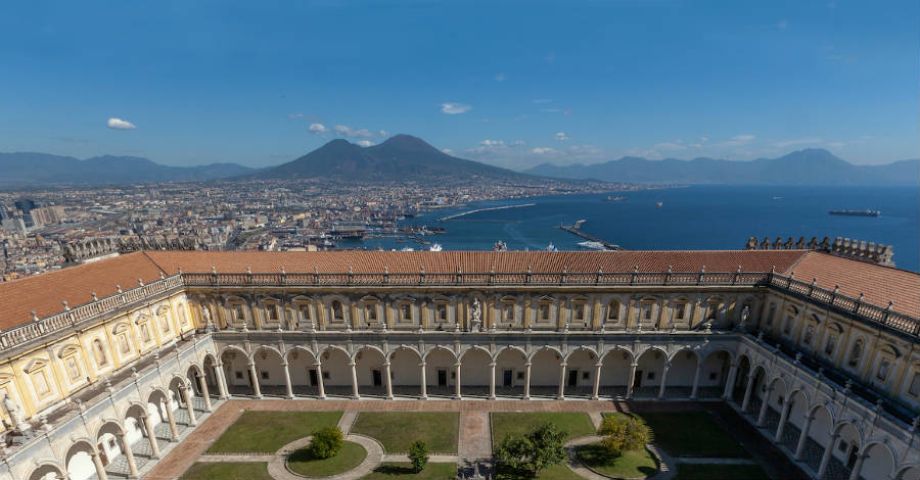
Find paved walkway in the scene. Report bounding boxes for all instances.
[337,410,358,434]
[265,434,385,480]
[458,409,492,464]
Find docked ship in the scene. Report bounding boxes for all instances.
[829,209,881,217]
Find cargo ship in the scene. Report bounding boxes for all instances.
[829,209,881,217]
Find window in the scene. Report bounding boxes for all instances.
[909,373,920,397]
[582,371,590,380]
[268,304,279,321]
[848,339,863,367]
[436,304,448,322]
[235,371,243,379]
[824,335,837,356]
[675,302,687,320]
[31,371,51,397]
[118,333,130,354]
[401,303,412,322]
[607,301,619,321]
[803,325,814,345]
[877,359,891,381]
[331,301,344,321]
[647,371,655,380]
[574,303,585,322]
[365,304,377,322]
[300,304,312,321]
[260,371,269,380]
[783,316,793,335]
[642,303,654,320]
[503,303,515,322]
[707,302,720,320]
[322,371,330,380]
[709,372,717,381]
[539,303,551,322]
[234,304,246,321]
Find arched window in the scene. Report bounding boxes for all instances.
[331,301,344,321]
[607,301,620,321]
[573,302,586,322]
[436,303,448,322]
[233,303,246,321]
[674,301,687,320]
[92,339,108,367]
[848,339,863,367]
[299,304,312,321]
[365,304,377,322]
[267,304,280,322]
[803,325,814,345]
[877,359,891,381]
[400,303,412,322]
[159,313,170,333]
[824,334,837,356]
[539,302,551,322]
[503,302,515,322]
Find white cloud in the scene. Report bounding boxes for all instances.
[494,73,506,82]
[531,147,558,155]
[480,139,505,147]
[440,102,471,115]
[334,124,374,138]
[776,19,789,30]
[720,134,756,147]
[308,123,328,134]
[288,113,305,119]
[107,117,136,130]
[773,137,823,148]
[442,148,454,155]
[554,132,569,142]
[356,140,374,147]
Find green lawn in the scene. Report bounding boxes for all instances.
[286,441,367,477]
[635,411,748,458]
[673,463,770,480]
[575,443,658,479]
[181,462,272,480]
[351,412,459,453]
[494,463,577,480]
[490,412,595,446]
[364,462,458,479]
[207,411,343,453]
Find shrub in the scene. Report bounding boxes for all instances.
[598,414,650,456]
[310,426,344,459]
[494,422,567,475]
[408,440,429,473]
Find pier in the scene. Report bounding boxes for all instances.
[439,203,536,221]
[560,219,621,250]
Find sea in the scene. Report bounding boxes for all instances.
[338,185,920,272]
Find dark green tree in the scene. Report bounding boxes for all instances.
[494,422,567,476]
[310,426,344,459]
[598,414,650,456]
[408,440,429,473]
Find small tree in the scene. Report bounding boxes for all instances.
[598,414,650,456]
[408,440,429,473]
[494,422,567,476]
[310,426,344,459]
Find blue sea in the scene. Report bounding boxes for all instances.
[341,186,920,272]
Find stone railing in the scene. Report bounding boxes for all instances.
[766,273,919,338]
[0,274,185,352]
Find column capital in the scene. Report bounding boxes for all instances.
[489,362,497,368]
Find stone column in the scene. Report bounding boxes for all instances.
[91,449,109,480]
[180,384,198,426]
[722,361,739,400]
[454,362,462,399]
[384,361,394,400]
[142,414,161,458]
[657,362,671,399]
[817,433,840,479]
[162,400,179,441]
[756,387,772,427]
[282,361,294,399]
[523,362,532,400]
[488,362,497,400]
[774,401,793,442]
[626,362,638,398]
[248,362,263,398]
[197,374,213,412]
[419,362,428,399]
[557,362,567,400]
[314,362,326,399]
[591,362,602,400]
[117,432,139,479]
[847,452,866,480]
[349,361,360,399]
[741,375,756,412]
[214,362,230,400]
[690,361,703,399]
[794,414,814,460]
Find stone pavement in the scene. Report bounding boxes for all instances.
[458,409,492,464]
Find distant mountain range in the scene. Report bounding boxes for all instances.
[0,152,254,186]
[254,134,530,182]
[526,149,920,186]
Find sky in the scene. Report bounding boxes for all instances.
[0,0,917,170]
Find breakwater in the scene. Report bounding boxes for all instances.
[560,219,621,250]
[439,203,536,221]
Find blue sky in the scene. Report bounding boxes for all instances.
[0,0,917,169]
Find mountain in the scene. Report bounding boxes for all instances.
[0,152,254,186]
[526,149,920,186]
[256,134,532,182]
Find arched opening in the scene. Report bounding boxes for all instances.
[424,347,456,397]
[529,348,563,398]
[221,347,253,396]
[460,347,491,397]
[202,354,220,398]
[633,348,666,398]
[389,347,423,397]
[664,349,699,399]
[96,421,127,477]
[565,348,598,397]
[355,346,388,397]
[252,346,286,396]
[147,388,179,445]
[897,466,920,480]
[860,443,895,480]
[28,464,64,480]
[745,366,767,415]
[731,355,752,404]
[185,364,213,412]
[167,376,198,429]
[287,347,320,397]
[778,389,809,449]
[494,347,527,397]
[697,350,731,398]
[759,377,787,432]
[124,403,159,467]
[600,348,632,398]
[828,423,861,480]
[65,440,98,480]
[800,404,833,472]
[319,347,352,397]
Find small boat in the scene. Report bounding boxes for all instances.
[829,209,880,217]
[429,243,443,252]
[545,242,558,252]
[656,202,664,208]
[493,240,508,252]
[578,241,607,250]
[400,246,415,252]
[605,195,626,202]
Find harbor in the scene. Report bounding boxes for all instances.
[559,219,621,250]
[438,203,536,221]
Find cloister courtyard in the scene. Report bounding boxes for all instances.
[141,399,805,480]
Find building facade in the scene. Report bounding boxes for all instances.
[0,250,916,480]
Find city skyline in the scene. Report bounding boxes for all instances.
[1,0,917,169]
